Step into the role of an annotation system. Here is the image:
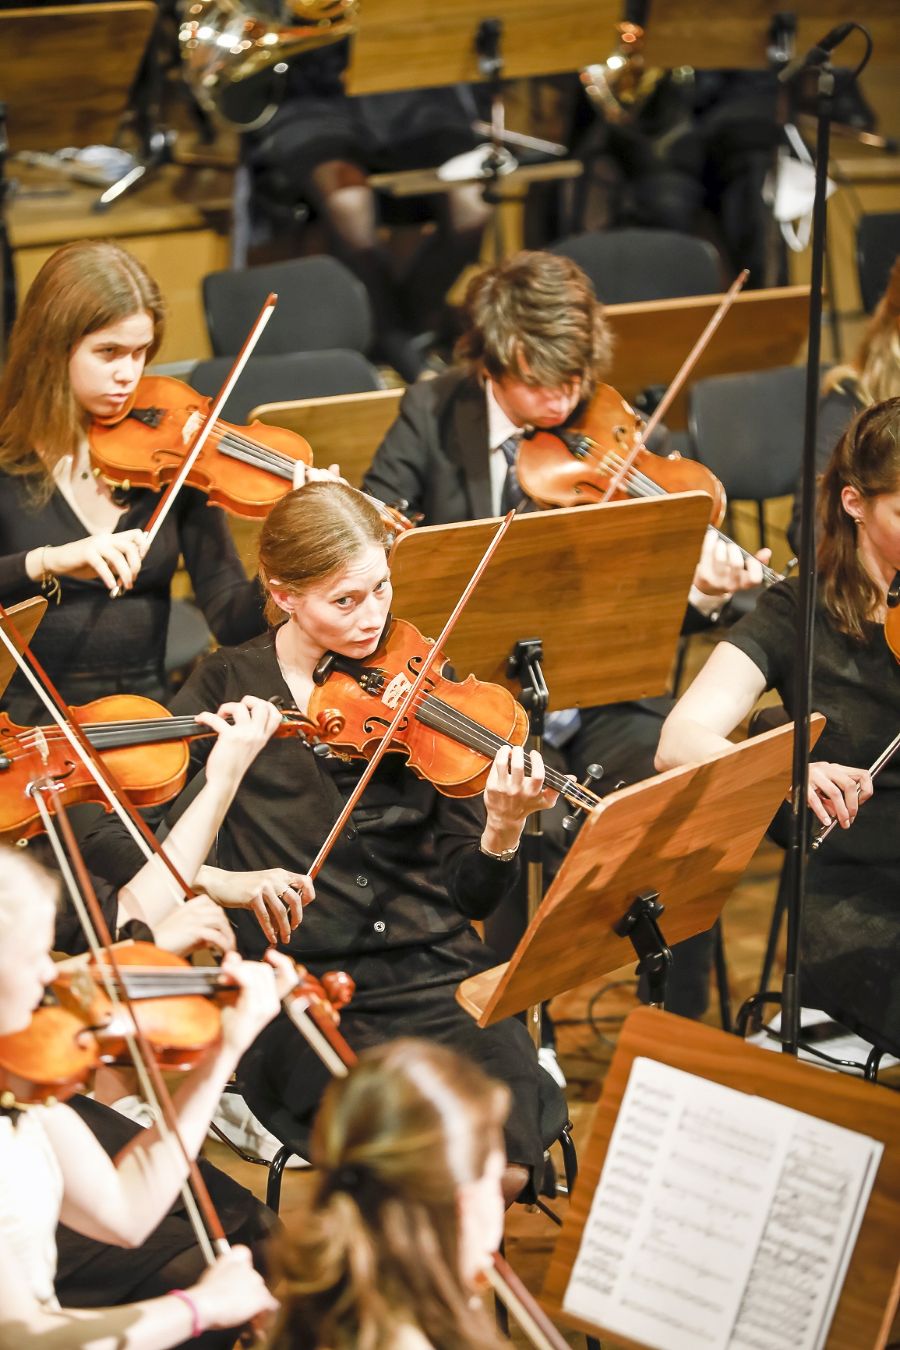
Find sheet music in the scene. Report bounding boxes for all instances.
[562,1058,882,1350]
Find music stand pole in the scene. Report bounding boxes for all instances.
[780,25,871,1058]
[508,638,549,1048]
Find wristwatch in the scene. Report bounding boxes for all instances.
[479,842,520,862]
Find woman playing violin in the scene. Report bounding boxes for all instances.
[15,696,290,1335]
[0,240,267,725]
[84,481,564,1207]
[656,396,900,1057]
[270,1039,506,1350]
[0,844,296,1349]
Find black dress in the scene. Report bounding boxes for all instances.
[726,578,900,1055]
[0,475,265,724]
[81,632,564,1191]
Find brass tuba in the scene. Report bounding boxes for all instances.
[178,0,359,129]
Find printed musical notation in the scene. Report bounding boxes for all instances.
[562,1058,882,1350]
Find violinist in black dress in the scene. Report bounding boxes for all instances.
[84,482,566,1205]
[657,397,900,1057]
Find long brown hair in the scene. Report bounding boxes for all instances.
[455,250,612,401]
[822,255,900,407]
[0,240,164,491]
[269,1039,509,1350]
[258,482,392,626]
[818,396,900,640]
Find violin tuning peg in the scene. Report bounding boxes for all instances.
[562,762,604,831]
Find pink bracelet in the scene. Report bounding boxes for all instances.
[169,1288,202,1338]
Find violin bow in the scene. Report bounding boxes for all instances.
[32,783,225,1264]
[290,509,573,1350]
[487,1254,570,1350]
[0,603,197,905]
[600,268,749,504]
[811,723,900,849]
[0,600,360,1134]
[303,510,515,883]
[0,602,251,1263]
[111,292,279,596]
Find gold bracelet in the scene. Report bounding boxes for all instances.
[39,545,61,604]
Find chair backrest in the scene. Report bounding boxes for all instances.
[856,213,900,314]
[202,256,373,357]
[688,366,808,502]
[251,386,405,488]
[188,350,382,424]
[549,227,722,303]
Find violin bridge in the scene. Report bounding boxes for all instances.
[381,671,412,710]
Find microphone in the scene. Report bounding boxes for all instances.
[777,21,855,83]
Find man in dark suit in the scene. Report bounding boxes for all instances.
[363,250,768,1022]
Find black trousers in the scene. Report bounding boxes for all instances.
[56,1097,277,1350]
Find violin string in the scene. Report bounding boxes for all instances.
[579,441,781,585]
[0,716,212,763]
[406,692,600,808]
[214,426,296,480]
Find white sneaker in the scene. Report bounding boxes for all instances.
[538,1046,567,1090]
[210,1092,307,1167]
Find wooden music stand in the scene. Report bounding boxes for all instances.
[604,286,811,430]
[345,0,618,95]
[640,0,898,71]
[0,596,47,702]
[456,716,824,1026]
[0,4,156,152]
[389,493,711,708]
[542,1005,900,1350]
[250,387,405,488]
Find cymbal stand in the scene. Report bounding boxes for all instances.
[473,17,566,258]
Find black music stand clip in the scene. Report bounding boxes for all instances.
[613,889,673,1009]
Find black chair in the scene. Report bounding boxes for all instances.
[164,599,213,690]
[202,256,374,359]
[549,227,721,303]
[688,364,807,559]
[187,349,382,424]
[855,212,900,314]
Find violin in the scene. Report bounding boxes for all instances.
[0,942,357,1106]
[517,384,783,586]
[0,1005,100,1107]
[305,617,600,813]
[89,373,416,533]
[90,374,313,520]
[0,694,308,840]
